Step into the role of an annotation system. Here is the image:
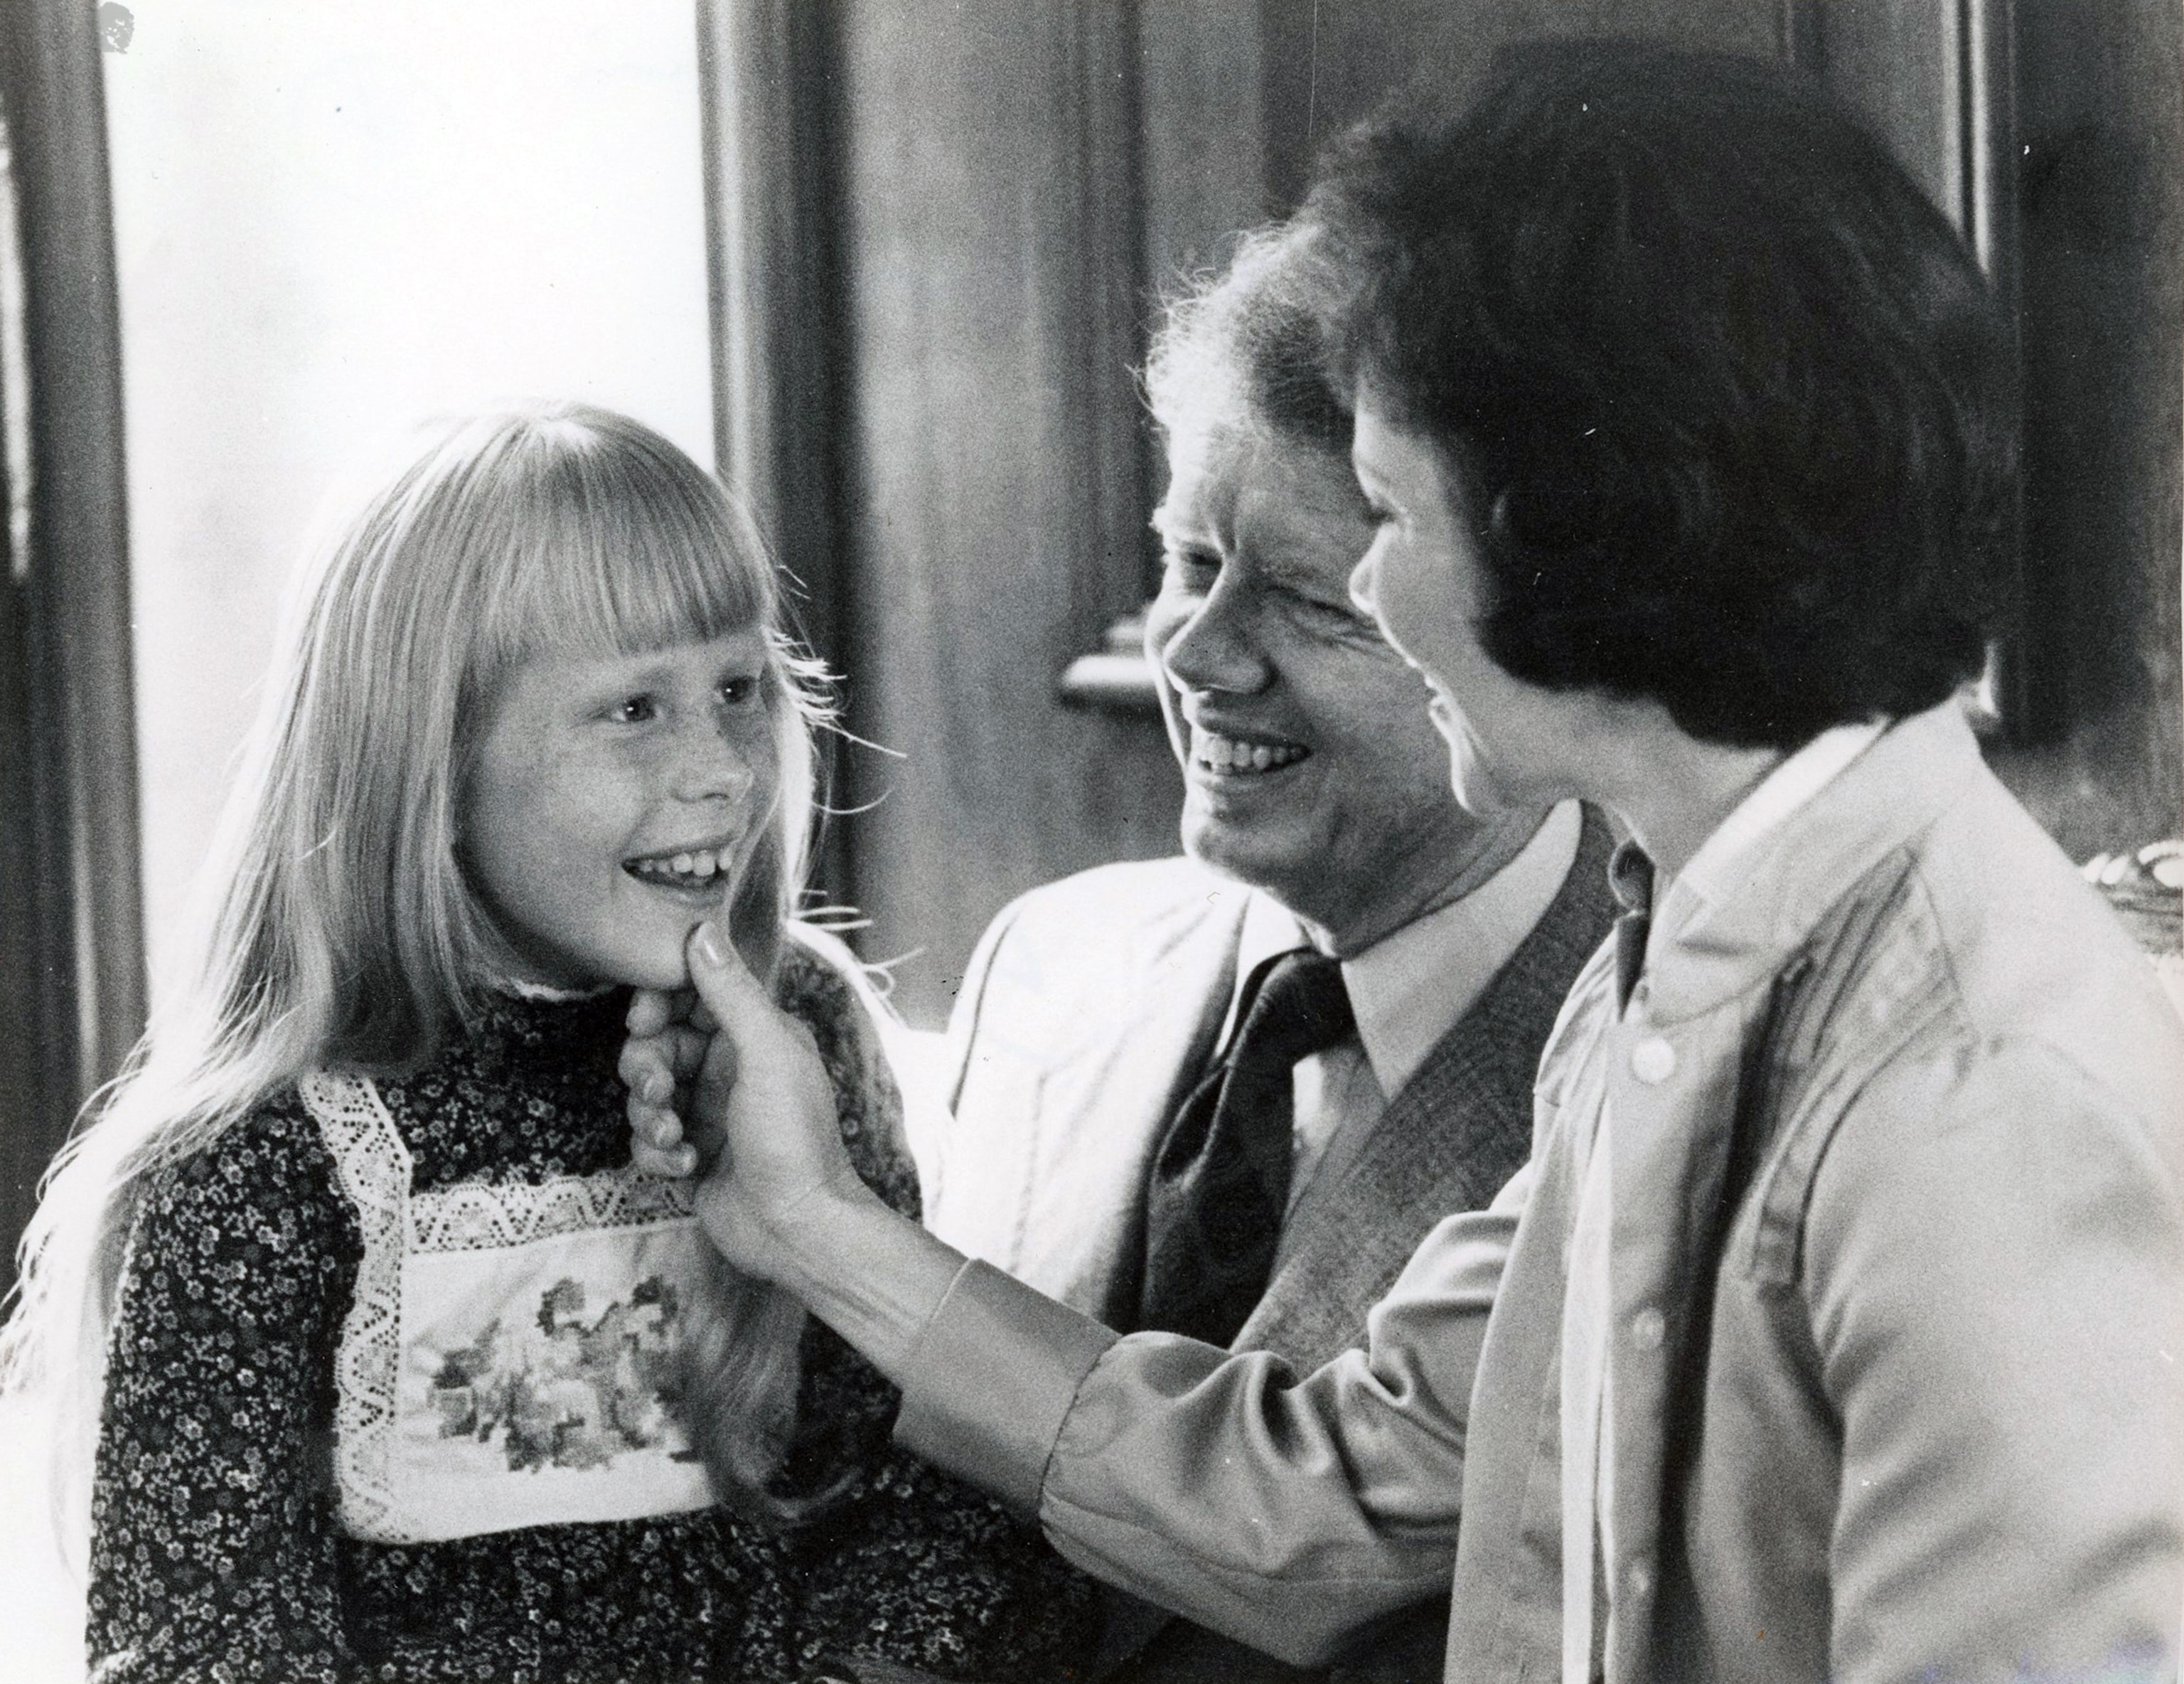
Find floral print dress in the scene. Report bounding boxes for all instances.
[86,942,1097,1682]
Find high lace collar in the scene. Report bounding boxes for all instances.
[493,976,618,1004]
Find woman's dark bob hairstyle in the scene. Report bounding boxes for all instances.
[1307,40,2016,751]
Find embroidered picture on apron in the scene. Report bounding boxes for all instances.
[412,1259,700,1473]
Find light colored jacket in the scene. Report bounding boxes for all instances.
[896,704,2184,1681]
[928,822,1613,1365]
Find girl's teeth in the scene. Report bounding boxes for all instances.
[633,846,731,881]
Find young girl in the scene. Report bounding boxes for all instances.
[0,405,1095,1681]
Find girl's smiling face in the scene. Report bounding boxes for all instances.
[461,628,781,990]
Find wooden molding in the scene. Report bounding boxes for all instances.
[0,0,145,1290]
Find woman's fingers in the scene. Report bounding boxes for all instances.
[622,1001,719,1177]
[684,922,796,1062]
[686,920,768,1009]
[619,1028,680,1105]
[667,1023,709,1081]
[630,1126,697,1178]
[626,1077,697,1178]
[626,987,675,1038]
[630,1100,683,1149]
[680,920,850,1257]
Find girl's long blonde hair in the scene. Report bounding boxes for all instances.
[1,403,833,1567]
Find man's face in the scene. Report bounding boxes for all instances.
[1146,424,1498,953]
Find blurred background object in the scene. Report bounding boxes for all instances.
[2084,840,2184,1022]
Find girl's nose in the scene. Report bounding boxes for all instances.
[672,718,759,805]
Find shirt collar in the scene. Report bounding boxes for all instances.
[1647,719,1885,966]
[1230,801,1584,1098]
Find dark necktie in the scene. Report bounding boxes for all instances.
[1137,949,1355,1346]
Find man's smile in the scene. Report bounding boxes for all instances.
[1189,725,1311,777]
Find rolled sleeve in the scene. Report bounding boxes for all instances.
[898,1180,1523,1666]
[894,1258,1119,1514]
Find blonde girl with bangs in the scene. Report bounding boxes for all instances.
[1,404,1094,1683]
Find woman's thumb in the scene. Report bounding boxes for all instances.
[686,919,771,1029]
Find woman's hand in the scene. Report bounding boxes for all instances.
[656,921,878,1286]
[625,920,967,1377]
[621,988,717,1178]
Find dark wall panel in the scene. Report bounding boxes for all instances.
[833,0,1179,1025]
[0,0,144,1292]
[1985,0,2183,857]
[1138,0,1267,288]
[1256,0,1787,210]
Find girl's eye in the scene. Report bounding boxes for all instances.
[612,696,658,724]
[719,676,760,707]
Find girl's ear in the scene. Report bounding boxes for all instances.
[728,819,785,990]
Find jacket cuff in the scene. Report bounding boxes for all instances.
[893,1258,1118,1515]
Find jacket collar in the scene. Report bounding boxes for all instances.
[1639,703,1988,1025]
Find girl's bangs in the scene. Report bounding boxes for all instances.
[474,422,771,671]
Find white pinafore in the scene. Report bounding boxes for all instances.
[299,1070,718,1545]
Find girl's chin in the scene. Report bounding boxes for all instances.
[614,942,702,993]
[609,905,735,990]
[505,903,744,994]
[617,963,695,993]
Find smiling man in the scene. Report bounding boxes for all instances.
[917,226,1616,1684]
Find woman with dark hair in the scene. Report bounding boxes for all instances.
[1319,40,2010,755]
[627,42,2184,1683]
[1326,42,2183,1679]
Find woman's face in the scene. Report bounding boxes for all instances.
[460,629,780,989]
[1348,405,1594,816]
